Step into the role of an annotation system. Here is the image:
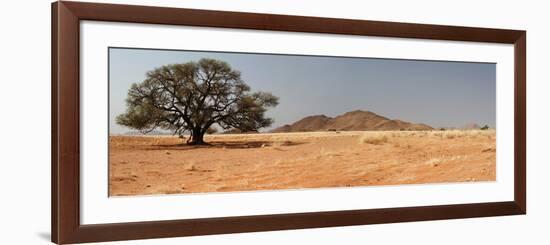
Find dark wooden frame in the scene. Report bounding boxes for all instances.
[52,1,526,244]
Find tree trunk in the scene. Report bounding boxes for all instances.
[189,128,206,145]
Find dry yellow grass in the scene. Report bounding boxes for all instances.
[109,130,496,196]
[358,132,389,145]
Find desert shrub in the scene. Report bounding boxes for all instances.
[442,130,467,139]
[206,127,218,134]
[359,133,388,145]
[391,132,404,138]
[481,125,490,130]
[446,133,456,139]
[432,132,443,138]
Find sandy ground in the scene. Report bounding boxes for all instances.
[109,130,496,196]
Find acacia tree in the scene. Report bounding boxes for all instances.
[116,58,279,145]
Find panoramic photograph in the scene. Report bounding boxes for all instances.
[108,48,496,196]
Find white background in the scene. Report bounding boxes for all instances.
[0,0,548,244]
[80,21,515,224]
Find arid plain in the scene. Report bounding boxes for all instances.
[109,130,496,196]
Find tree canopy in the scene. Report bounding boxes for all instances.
[116,58,279,144]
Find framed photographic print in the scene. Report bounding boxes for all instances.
[52,1,526,244]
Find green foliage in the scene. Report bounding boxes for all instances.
[480,125,490,130]
[116,58,279,144]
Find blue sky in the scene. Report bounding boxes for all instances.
[109,47,496,134]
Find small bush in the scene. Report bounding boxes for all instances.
[206,127,218,134]
[359,133,388,145]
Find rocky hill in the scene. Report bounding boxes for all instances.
[270,110,433,133]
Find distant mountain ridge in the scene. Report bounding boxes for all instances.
[270,110,433,133]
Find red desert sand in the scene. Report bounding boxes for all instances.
[109,130,496,196]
